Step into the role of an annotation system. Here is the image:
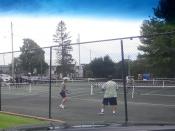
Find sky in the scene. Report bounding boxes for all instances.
[0,0,159,64]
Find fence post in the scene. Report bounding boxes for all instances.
[49,47,52,119]
[120,40,128,124]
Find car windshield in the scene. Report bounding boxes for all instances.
[0,0,175,129]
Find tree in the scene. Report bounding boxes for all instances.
[154,0,175,24]
[53,21,74,77]
[14,57,22,74]
[9,57,22,75]
[19,39,48,75]
[139,0,175,77]
[83,64,93,78]
[89,55,115,78]
[113,59,130,79]
[130,56,151,78]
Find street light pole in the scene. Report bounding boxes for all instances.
[128,55,131,76]
[77,34,80,66]
[77,34,81,77]
[90,49,92,62]
[11,22,14,79]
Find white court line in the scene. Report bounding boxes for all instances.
[141,89,161,95]
[70,93,91,98]
[70,97,101,103]
[141,93,175,97]
[70,97,175,108]
[51,91,90,98]
[128,101,175,107]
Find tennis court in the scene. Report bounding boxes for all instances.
[1,80,175,125]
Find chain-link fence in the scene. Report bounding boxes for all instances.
[0,33,175,126]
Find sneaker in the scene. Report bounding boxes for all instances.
[59,104,64,109]
[98,112,104,115]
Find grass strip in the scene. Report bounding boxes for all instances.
[0,112,46,129]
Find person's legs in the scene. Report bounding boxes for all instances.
[62,97,67,105]
[112,105,117,114]
[109,97,117,114]
[99,98,108,114]
[59,97,67,109]
[100,104,105,113]
[59,92,67,109]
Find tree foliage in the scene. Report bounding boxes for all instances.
[139,0,175,77]
[154,0,175,24]
[19,39,48,75]
[130,57,151,78]
[114,59,132,79]
[83,64,93,78]
[89,55,115,78]
[53,21,74,77]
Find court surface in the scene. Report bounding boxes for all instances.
[1,81,175,125]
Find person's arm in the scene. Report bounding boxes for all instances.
[116,83,119,90]
[101,83,106,91]
[62,84,66,91]
[60,82,65,90]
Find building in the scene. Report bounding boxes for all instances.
[48,64,85,79]
[74,64,84,78]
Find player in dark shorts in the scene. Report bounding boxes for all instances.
[103,97,117,106]
[99,77,118,115]
[59,79,68,109]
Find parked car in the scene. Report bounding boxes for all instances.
[0,74,13,82]
[63,77,70,80]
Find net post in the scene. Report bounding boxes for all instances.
[90,84,94,95]
[163,80,165,88]
[29,83,32,93]
[131,85,135,99]
[131,79,135,99]
[8,83,11,92]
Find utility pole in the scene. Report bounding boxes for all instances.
[128,55,131,76]
[90,50,92,62]
[77,34,80,66]
[3,54,5,66]
[77,34,81,77]
[11,22,14,79]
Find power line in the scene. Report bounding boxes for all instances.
[0,30,175,55]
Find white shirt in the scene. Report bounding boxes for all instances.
[102,80,118,98]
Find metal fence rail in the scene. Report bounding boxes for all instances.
[0,32,175,125]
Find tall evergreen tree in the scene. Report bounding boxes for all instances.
[53,21,74,77]
[154,0,175,24]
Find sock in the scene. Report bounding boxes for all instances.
[101,108,104,113]
[113,111,116,114]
